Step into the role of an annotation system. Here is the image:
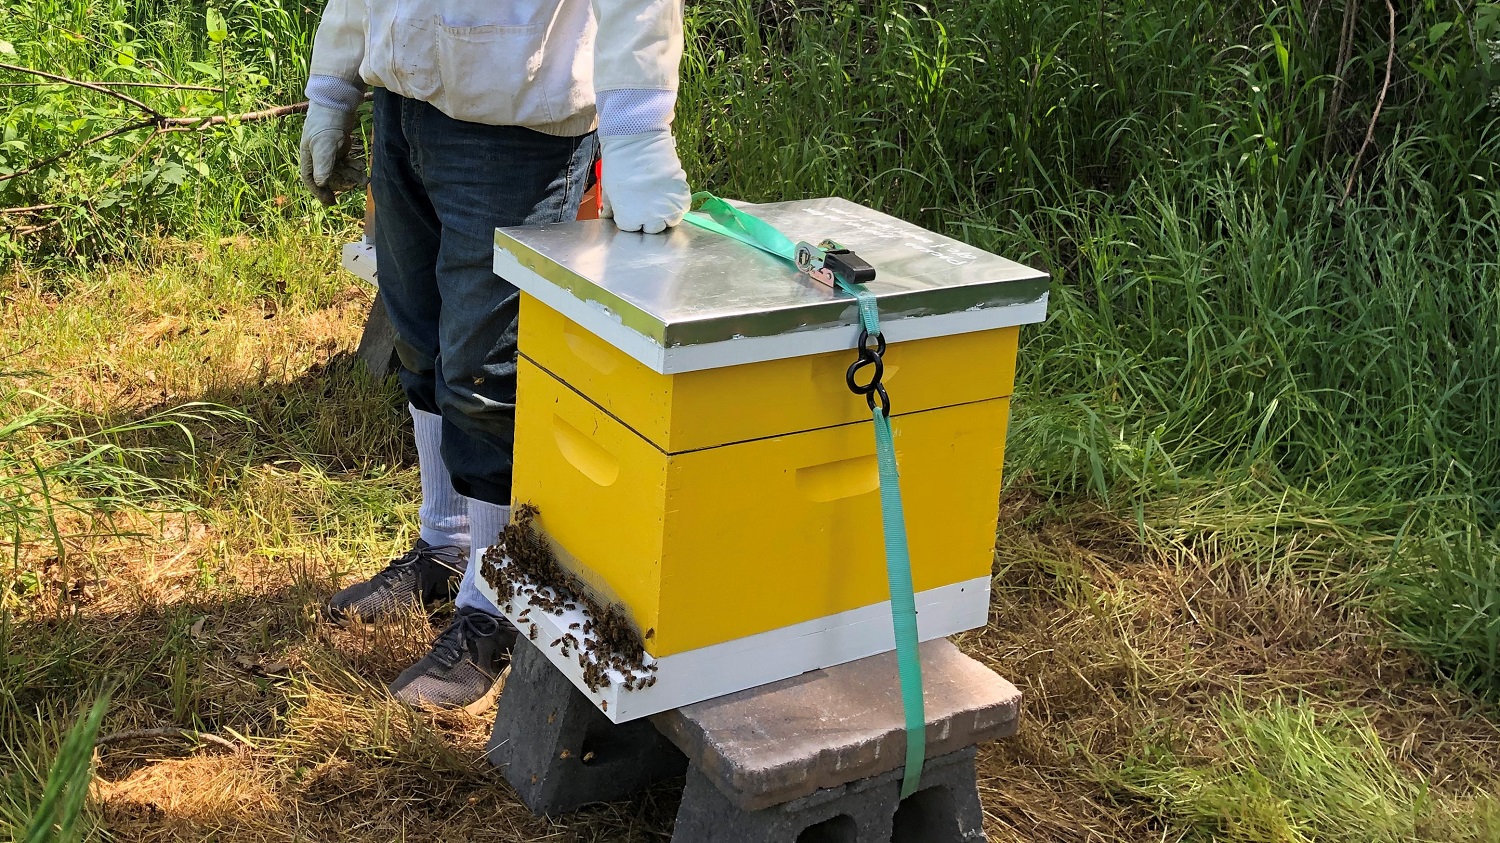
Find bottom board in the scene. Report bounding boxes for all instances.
[476,563,990,724]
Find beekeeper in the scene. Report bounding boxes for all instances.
[297,0,690,710]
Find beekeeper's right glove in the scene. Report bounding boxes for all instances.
[298,102,365,206]
[598,127,691,235]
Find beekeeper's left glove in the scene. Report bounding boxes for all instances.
[298,102,365,206]
[599,129,691,235]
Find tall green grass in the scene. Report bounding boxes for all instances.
[680,0,1500,511]
[678,0,1500,694]
[5,695,110,843]
[1379,520,1500,699]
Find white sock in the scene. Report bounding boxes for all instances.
[411,405,470,550]
[455,497,510,615]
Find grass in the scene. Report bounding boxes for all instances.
[1379,523,1500,700]
[3,238,1498,840]
[0,389,242,574]
[13,694,110,843]
[975,497,1500,843]
[0,237,696,841]
[1106,698,1496,843]
[676,0,1500,697]
[3,0,1500,839]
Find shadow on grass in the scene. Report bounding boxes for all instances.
[6,352,687,841]
[6,575,684,842]
[111,349,414,486]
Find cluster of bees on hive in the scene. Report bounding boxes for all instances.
[480,504,658,693]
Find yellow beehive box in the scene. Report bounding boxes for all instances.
[520,296,1020,451]
[486,198,1048,721]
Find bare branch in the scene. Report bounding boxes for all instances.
[0,80,223,93]
[96,726,238,752]
[14,220,62,237]
[0,118,158,183]
[1323,0,1361,162]
[106,129,165,184]
[160,101,310,131]
[90,80,224,93]
[0,62,163,118]
[1341,0,1397,207]
[0,204,62,214]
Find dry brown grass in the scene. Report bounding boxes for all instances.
[968,492,1500,841]
[4,233,1499,842]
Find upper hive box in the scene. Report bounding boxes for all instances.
[483,198,1048,722]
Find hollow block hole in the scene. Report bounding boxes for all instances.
[892,785,961,843]
[795,814,858,843]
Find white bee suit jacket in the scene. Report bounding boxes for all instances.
[308,0,683,136]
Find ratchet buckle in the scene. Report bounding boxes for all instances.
[794,239,877,288]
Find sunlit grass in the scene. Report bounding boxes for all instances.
[680,0,1500,699]
[1106,697,1500,843]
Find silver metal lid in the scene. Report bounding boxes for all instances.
[494,197,1049,374]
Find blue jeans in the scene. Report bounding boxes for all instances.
[370,87,598,506]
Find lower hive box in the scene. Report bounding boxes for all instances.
[480,198,1049,722]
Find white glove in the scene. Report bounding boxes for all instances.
[298,102,365,206]
[599,129,690,234]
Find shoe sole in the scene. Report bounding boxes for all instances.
[461,664,510,716]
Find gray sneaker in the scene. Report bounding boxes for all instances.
[389,607,518,712]
[327,540,464,622]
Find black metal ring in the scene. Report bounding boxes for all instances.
[866,383,892,416]
[846,350,883,395]
[857,327,887,357]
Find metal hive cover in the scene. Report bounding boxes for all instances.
[493,197,1049,373]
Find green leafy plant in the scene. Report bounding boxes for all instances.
[0,0,330,264]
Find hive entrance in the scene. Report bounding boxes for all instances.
[480,504,657,693]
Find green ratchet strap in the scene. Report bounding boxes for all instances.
[681,193,798,261]
[683,193,927,798]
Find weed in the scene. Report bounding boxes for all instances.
[1377,520,1500,700]
[11,694,109,843]
[0,384,241,575]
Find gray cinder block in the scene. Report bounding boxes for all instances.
[669,748,986,843]
[485,637,687,815]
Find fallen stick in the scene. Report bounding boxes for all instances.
[95,727,238,752]
[1340,0,1397,206]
